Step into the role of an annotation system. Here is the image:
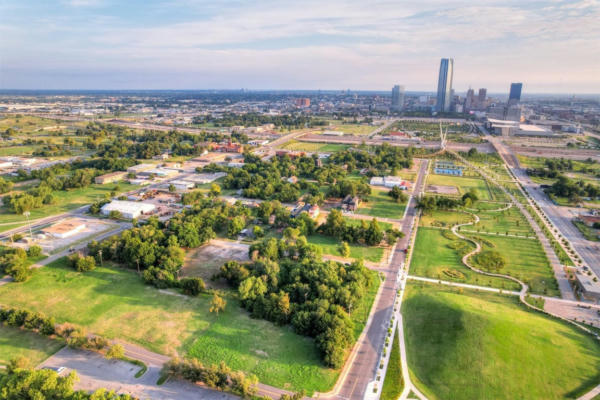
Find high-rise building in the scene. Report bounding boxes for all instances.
[436,58,454,112]
[391,85,405,111]
[295,98,310,108]
[465,88,475,111]
[478,88,487,104]
[509,83,522,105]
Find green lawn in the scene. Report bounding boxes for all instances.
[573,220,600,242]
[380,330,403,400]
[357,188,406,219]
[472,205,534,236]
[419,210,474,228]
[410,227,520,291]
[0,325,64,367]
[403,283,600,400]
[426,174,493,201]
[0,182,139,232]
[0,145,43,156]
[279,140,350,153]
[307,234,384,263]
[0,258,379,393]
[469,234,559,296]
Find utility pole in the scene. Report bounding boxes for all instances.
[23,211,33,241]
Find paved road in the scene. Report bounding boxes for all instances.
[38,346,235,400]
[321,159,428,400]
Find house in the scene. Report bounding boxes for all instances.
[370,176,410,190]
[291,203,320,219]
[94,171,128,184]
[434,161,464,176]
[153,153,170,160]
[169,180,195,191]
[341,195,360,212]
[100,200,156,219]
[42,218,86,239]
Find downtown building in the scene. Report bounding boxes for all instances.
[391,85,405,111]
[436,58,454,112]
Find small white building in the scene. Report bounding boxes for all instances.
[370,177,385,186]
[322,130,344,136]
[370,176,409,190]
[127,163,156,173]
[0,161,13,169]
[101,200,156,219]
[129,178,151,186]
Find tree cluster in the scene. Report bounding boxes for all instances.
[318,209,402,246]
[0,306,55,336]
[328,143,413,174]
[0,246,32,282]
[545,175,599,202]
[217,236,372,368]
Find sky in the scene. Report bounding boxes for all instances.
[0,0,599,93]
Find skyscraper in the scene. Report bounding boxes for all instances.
[465,88,475,111]
[509,83,522,104]
[436,58,454,112]
[391,85,405,111]
[478,88,487,104]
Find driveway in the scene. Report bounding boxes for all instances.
[38,346,235,400]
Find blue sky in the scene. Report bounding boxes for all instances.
[1,0,599,92]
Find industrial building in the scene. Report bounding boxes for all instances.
[101,200,156,219]
[42,218,87,239]
[94,171,128,184]
[127,163,156,173]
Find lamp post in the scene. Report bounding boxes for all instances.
[23,211,33,240]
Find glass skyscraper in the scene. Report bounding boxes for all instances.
[436,58,454,112]
[391,85,405,111]
[509,82,523,104]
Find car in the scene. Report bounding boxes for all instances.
[43,366,66,374]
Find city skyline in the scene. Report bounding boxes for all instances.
[1,0,599,93]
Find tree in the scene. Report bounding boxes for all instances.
[388,186,407,203]
[27,245,42,258]
[228,216,245,238]
[210,293,227,315]
[105,344,124,360]
[339,241,350,257]
[108,210,122,220]
[210,183,221,197]
[68,254,97,272]
[168,184,176,192]
[180,277,205,296]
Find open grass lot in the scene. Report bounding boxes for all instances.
[411,227,520,291]
[0,182,139,231]
[0,115,62,134]
[322,124,375,136]
[573,220,600,242]
[469,234,559,296]
[279,140,351,153]
[0,325,64,367]
[357,188,406,219]
[0,258,346,392]
[403,283,600,400]
[344,217,392,230]
[0,145,44,156]
[426,173,493,201]
[307,234,384,263]
[471,205,534,236]
[419,210,474,228]
[380,330,403,400]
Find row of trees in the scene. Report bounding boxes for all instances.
[319,209,403,246]
[217,236,372,368]
[545,175,599,201]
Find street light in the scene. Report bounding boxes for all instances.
[23,211,33,240]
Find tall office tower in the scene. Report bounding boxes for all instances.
[478,88,487,104]
[508,83,522,105]
[436,58,454,112]
[391,85,405,111]
[465,88,475,111]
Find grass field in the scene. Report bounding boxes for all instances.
[411,227,520,291]
[426,174,493,200]
[419,210,474,228]
[472,205,534,236]
[322,124,375,136]
[357,188,406,219]
[0,115,62,134]
[307,234,384,263]
[380,330,403,400]
[403,283,600,400]
[0,258,379,392]
[573,220,600,242]
[469,234,559,296]
[279,140,350,153]
[0,325,64,367]
[0,182,139,231]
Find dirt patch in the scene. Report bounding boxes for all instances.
[181,239,250,288]
[426,184,459,195]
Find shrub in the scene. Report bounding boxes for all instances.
[180,277,206,296]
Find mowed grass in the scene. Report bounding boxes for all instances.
[469,234,559,296]
[410,227,519,291]
[419,209,474,228]
[380,330,403,400]
[403,283,600,400]
[0,183,139,231]
[471,205,535,236]
[322,124,375,136]
[0,258,342,392]
[307,234,384,263]
[426,174,493,200]
[0,325,64,367]
[279,140,350,153]
[357,188,407,219]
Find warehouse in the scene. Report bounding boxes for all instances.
[101,200,156,219]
